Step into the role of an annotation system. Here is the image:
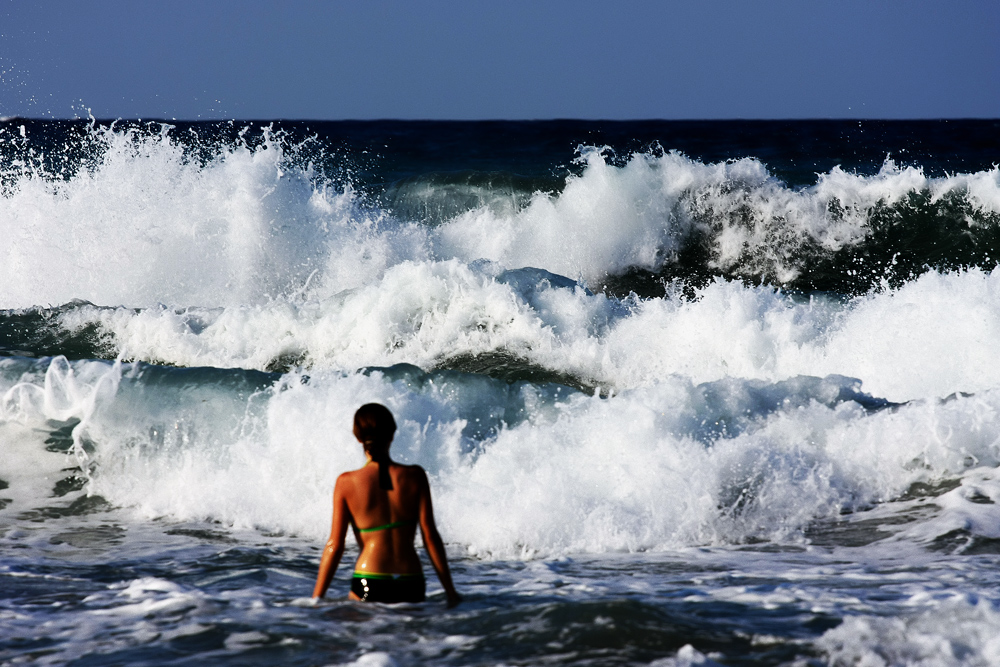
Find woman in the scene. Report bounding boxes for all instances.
[312,403,461,606]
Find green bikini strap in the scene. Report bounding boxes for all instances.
[357,519,416,533]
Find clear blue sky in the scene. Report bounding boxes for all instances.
[1,0,997,120]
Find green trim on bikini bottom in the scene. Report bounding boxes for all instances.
[352,571,425,580]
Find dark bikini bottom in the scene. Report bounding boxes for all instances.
[351,572,426,603]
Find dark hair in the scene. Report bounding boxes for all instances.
[353,403,397,490]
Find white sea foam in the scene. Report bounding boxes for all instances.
[649,644,724,666]
[0,125,428,309]
[333,652,400,667]
[4,124,1000,559]
[4,355,1000,556]
[2,125,998,310]
[7,121,1000,667]
[49,264,1000,403]
[0,573,244,667]
[435,152,1000,286]
[817,596,1000,666]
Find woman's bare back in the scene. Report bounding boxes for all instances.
[341,462,425,576]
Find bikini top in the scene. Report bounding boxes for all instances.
[356,519,417,533]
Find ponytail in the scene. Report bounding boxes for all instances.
[369,445,394,491]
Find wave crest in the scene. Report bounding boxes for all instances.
[3,122,999,309]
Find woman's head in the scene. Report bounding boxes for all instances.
[353,403,397,450]
[354,403,397,491]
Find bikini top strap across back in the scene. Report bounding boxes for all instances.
[356,519,417,533]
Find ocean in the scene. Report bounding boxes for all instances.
[2,118,1000,666]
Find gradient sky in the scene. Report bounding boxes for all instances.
[1,0,997,120]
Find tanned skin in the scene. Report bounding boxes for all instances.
[312,448,461,608]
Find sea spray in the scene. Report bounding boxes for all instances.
[4,119,1000,666]
[12,266,1000,402]
[3,121,1000,311]
[5,355,1000,557]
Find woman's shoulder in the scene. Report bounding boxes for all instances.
[338,466,364,478]
[335,466,368,486]
[395,463,429,483]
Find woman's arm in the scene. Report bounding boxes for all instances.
[312,474,352,599]
[416,467,461,607]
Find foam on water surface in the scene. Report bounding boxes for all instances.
[817,596,1000,666]
[4,355,1000,559]
[3,119,1000,666]
[18,264,1000,404]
